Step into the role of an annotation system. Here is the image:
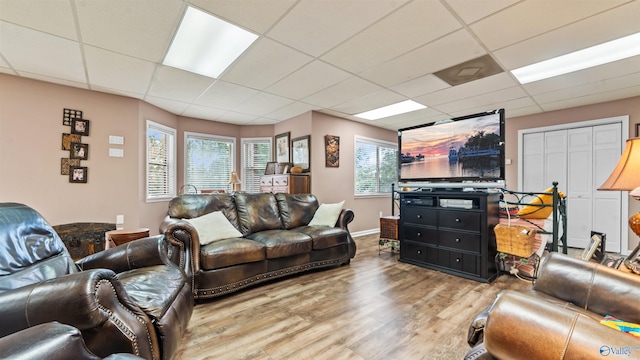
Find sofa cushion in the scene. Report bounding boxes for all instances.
[200,239,266,270]
[247,230,312,259]
[308,201,345,227]
[291,226,347,250]
[275,193,319,229]
[168,194,239,229]
[183,211,242,245]
[235,193,283,235]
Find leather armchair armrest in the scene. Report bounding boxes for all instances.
[76,235,168,273]
[163,218,201,279]
[484,290,640,359]
[337,208,356,258]
[0,269,158,359]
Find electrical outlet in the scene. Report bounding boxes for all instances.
[116,215,124,224]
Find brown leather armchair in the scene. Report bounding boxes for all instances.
[0,203,193,360]
[465,252,640,359]
[0,322,143,359]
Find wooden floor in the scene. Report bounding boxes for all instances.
[173,234,531,360]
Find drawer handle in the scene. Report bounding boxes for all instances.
[417,214,422,219]
[456,258,461,262]
[417,232,421,237]
[455,218,461,222]
[455,238,460,242]
[417,250,422,254]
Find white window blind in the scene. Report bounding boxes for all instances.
[242,137,272,193]
[355,136,397,195]
[185,132,235,192]
[146,121,176,201]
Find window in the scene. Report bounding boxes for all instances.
[185,132,235,192]
[241,137,272,193]
[355,136,397,195]
[146,121,176,201]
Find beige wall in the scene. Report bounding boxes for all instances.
[505,96,640,250]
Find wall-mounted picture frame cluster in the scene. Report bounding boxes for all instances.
[60,108,89,183]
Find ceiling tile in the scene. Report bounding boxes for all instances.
[433,86,528,114]
[391,74,450,98]
[194,80,259,110]
[267,0,408,57]
[415,73,519,107]
[14,70,89,90]
[445,0,519,24]
[359,29,486,87]
[0,21,85,83]
[144,96,191,115]
[266,101,318,121]
[330,89,406,115]
[190,0,296,34]
[494,0,640,69]
[147,65,215,103]
[84,46,155,95]
[471,0,630,50]
[216,110,263,125]
[221,37,312,90]
[322,0,462,73]
[75,0,184,62]
[234,92,294,116]
[302,77,383,108]
[265,60,352,99]
[0,0,77,40]
[540,85,640,112]
[533,72,640,105]
[182,104,226,121]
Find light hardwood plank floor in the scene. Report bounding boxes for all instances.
[173,234,531,360]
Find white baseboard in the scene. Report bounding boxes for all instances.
[351,228,380,238]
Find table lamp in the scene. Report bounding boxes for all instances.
[229,171,241,192]
[598,138,640,240]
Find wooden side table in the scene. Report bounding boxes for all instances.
[105,228,149,249]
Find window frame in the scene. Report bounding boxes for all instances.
[241,137,273,193]
[145,120,177,202]
[184,132,236,192]
[354,135,398,197]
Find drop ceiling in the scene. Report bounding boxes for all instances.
[1,0,639,130]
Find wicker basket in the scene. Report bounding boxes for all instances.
[494,224,536,257]
[380,216,399,240]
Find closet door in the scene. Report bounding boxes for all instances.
[593,123,622,252]
[522,130,567,193]
[522,132,544,192]
[567,128,593,248]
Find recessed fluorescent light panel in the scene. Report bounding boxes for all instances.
[163,6,258,78]
[355,100,427,120]
[512,31,640,84]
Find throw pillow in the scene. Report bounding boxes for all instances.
[600,315,640,337]
[518,187,565,219]
[308,201,345,227]
[183,211,242,245]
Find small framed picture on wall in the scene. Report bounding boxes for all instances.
[69,166,88,183]
[71,118,90,136]
[70,142,89,160]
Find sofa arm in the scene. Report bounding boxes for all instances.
[162,217,201,279]
[337,208,356,258]
[76,235,169,273]
[483,290,640,359]
[534,252,640,323]
[0,269,158,360]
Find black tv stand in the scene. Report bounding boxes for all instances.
[398,190,500,283]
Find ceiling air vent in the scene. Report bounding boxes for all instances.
[433,54,504,86]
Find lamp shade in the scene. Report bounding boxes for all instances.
[228,171,241,184]
[598,138,640,191]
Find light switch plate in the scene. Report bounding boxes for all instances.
[109,135,124,145]
[109,148,124,157]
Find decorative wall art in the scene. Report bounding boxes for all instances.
[275,132,291,163]
[70,142,89,160]
[69,166,88,183]
[61,133,81,150]
[63,108,83,126]
[61,107,89,183]
[636,123,639,137]
[325,135,340,167]
[71,118,90,136]
[60,158,81,175]
[292,135,310,172]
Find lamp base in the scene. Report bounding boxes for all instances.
[631,212,640,238]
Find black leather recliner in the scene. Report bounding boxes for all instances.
[0,203,193,360]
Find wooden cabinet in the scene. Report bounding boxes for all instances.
[399,191,500,283]
[260,174,310,194]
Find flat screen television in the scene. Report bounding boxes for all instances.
[398,108,505,186]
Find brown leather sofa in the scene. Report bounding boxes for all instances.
[0,203,193,360]
[160,192,356,300]
[0,322,143,359]
[465,252,640,359]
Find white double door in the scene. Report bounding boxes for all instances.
[521,118,626,252]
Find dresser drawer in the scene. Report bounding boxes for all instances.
[260,177,273,186]
[272,175,289,187]
[402,225,437,245]
[402,206,437,226]
[401,241,438,264]
[441,250,480,275]
[439,230,481,253]
[439,210,481,232]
